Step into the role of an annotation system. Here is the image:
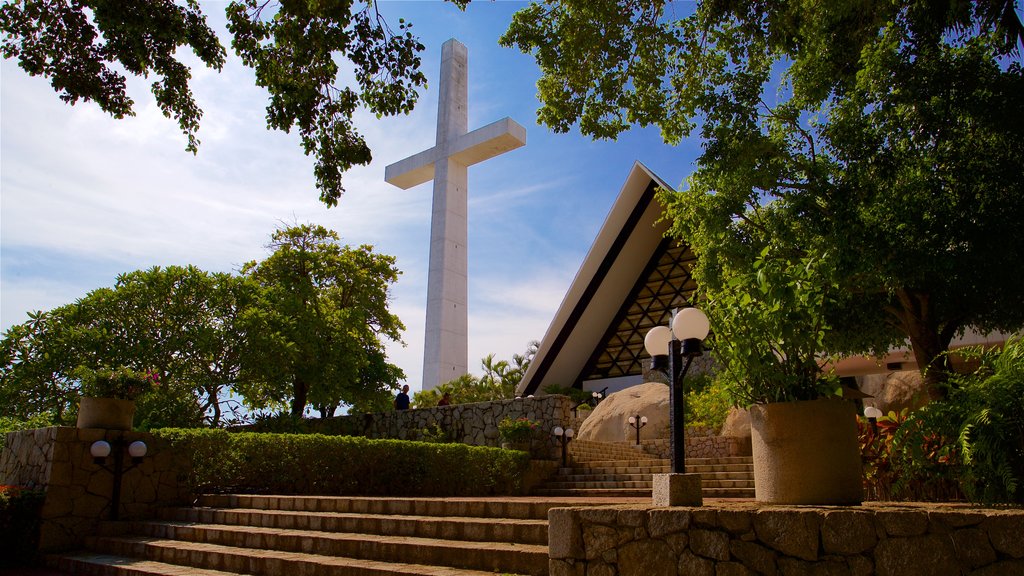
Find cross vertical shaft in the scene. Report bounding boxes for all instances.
[384,39,526,391]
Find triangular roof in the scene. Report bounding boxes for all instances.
[518,162,696,396]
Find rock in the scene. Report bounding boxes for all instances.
[821,511,877,555]
[950,528,997,568]
[858,370,931,416]
[578,382,670,443]
[618,539,677,576]
[720,408,751,438]
[874,535,957,576]
[982,515,1024,558]
[753,510,821,562]
[690,529,730,561]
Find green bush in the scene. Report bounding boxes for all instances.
[243,412,365,436]
[0,485,45,568]
[0,414,54,451]
[152,428,531,497]
[859,337,1024,504]
[685,375,731,432]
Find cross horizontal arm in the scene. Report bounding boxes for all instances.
[384,117,527,190]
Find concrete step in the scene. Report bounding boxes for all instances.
[554,468,752,480]
[106,521,548,575]
[532,486,755,499]
[540,478,753,490]
[159,506,549,545]
[195,494,563,520]
[50,552,250,576]
[83,535,533,576]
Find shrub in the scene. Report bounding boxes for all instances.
[0,414,53,451]
[243,412,364,436]
[77,366,159,400]
[859,408,963,502]
[938,338,1024,503]
[685,375,731,432]
[152,428,531,497]
[857,340,1024,504]
[497,417,540,443]
[0,485,45,568]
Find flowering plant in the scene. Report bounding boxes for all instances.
[498,417,540,443]
[77,366,160,400]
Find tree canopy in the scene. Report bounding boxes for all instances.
[237,224,405,417]
[0,225,406,424]
[1,0,466,206]
[503,0,1024,396]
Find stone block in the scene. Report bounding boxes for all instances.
[617,508,647,527]
[876,510,928,536]
[584,524,624,560]
[969,559,1024,576]
[846,555,873,576]
[730,540,778,576]
[618,539,676,576]
[821,511,877,555]
[652,473,702,507]
[718,510,753,534]
[689,528,729,561]
[951,527,997,568]
[874,535,958,576]
[717,562,754,576]
[648,508,692,537]
[753,510,821,561]
[678,549,715,576]
[552,506,585,557]
[981,514,1024,558]
[549,559,585,576]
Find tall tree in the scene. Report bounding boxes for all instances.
[238,224,405,416]
[1,0,467,205]
[503,0,1024,392]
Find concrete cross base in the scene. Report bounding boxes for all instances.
[652,473,703,507]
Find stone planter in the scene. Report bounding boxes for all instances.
[750,397,863,505]
[76,397,136,430]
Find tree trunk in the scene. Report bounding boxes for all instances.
[292,378,308,416]
[892,288,955,400]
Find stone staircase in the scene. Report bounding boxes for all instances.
[47,494,629,576]
[533,439,755,498]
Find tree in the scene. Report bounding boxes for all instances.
[237,224,405,416]
[0,265,244,426]
[412,341,538,407]
[502,1,1024,393]
[1,0,467,206]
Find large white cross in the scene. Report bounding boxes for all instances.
[385,38,526,391]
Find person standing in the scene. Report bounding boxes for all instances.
[394,384,411,410]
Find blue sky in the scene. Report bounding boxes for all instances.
[0,1,702,394]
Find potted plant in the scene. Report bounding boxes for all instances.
[699,249,864,505]
[498,417,540,452]
[76,366,159,430]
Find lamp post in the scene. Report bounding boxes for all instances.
[90,435,148,521]
[552,426,574,467]
[627,415,648,446]
[864,406,883,435]
[644,307,709,505]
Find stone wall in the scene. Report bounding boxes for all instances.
[312,394,575,459]
[640,427,752,460]
[549,502,1024,576]
[1,427,191,552]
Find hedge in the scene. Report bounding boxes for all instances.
[0,485,45,568]
[152,428,531,497]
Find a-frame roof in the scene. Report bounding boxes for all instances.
[518,162,697,396]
